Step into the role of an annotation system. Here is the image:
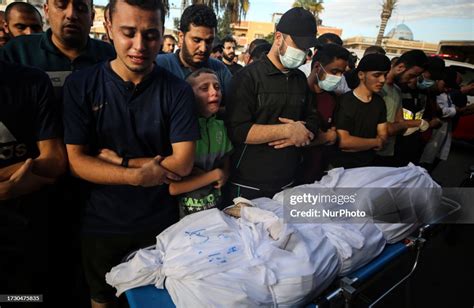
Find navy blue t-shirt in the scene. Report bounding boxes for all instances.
[63,62,200,235]
[0,60,61,169]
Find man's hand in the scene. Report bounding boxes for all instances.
[212,168,228,189]
[97,149,122,165]
[0,159,55,200]
[324,127,337,145]
[268,117,314,149]
[373,137,385,151]
[419,119,430,132]
[461,83,474,95]
[130,156,181,187]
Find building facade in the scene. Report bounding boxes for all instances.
[344,36,438,56]
[231,18,342,50]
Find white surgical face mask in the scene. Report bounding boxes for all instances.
[279,39,306,69]
[417,78,435,90]
[317,64,342,92]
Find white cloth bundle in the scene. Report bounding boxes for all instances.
[106,206,340,307]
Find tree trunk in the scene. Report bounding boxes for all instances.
[375,16,389,46]
[181,0,189,14]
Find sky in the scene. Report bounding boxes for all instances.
[96,0,474,44]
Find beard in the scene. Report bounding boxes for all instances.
[223,52,234,63]
[181,41,209,68]
[394,70,406,86]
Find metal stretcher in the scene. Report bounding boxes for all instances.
[123,196,460,308]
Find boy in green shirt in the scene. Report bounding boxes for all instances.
[170,68,233,216]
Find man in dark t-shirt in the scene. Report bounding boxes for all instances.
[0,0,114,96]
[0,60,66,301]
[333,53,391,169]
[63,1,199,306]
[299,43,350,183]
[222,35,243,75]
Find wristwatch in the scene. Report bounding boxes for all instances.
[121,157,129,168]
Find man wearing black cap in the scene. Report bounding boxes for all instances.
[225,7,319,201]
[332,53,390,169]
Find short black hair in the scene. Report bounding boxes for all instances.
[222,35,237,46]
[5,2,42,22]
[395,49,428,70]
[180,4,217,33]
[250,42,271,61]
[425,56,445,80]
[247,38,268,54]
[109,0,165,24]
[443,67,459,89]
[318,33,343,46]
[211,45,223,53]
[311,43,350,68]
[363,45,386,56]
[163,34,176,42]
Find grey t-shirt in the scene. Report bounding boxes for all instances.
[377,83,402,156]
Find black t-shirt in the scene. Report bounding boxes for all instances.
[0,60,62,169]
[333,91,387,168]
[0,60,62,242]
[225,62,243,75]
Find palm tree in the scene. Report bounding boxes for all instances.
[292,0,324,24]
[191,0,250,23]
[375,0,398,46]
[161,0,170,15]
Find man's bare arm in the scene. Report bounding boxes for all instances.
[67,144,180,187]
[0,162,23,181]
[160,141,195,177]
[32,138,68,178]
[337,129,382,152]
[387,107,422,136]
[0,138,67,180]
[97,141,195,175]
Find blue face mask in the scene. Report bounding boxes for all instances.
[279,39,306,69]
[317,64,342,92]
[417,78,435,90]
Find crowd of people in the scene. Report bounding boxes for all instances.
[1,0,473,307]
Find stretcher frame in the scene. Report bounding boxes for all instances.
[310,196,461,308]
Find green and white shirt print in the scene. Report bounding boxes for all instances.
[179,116,233,216]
